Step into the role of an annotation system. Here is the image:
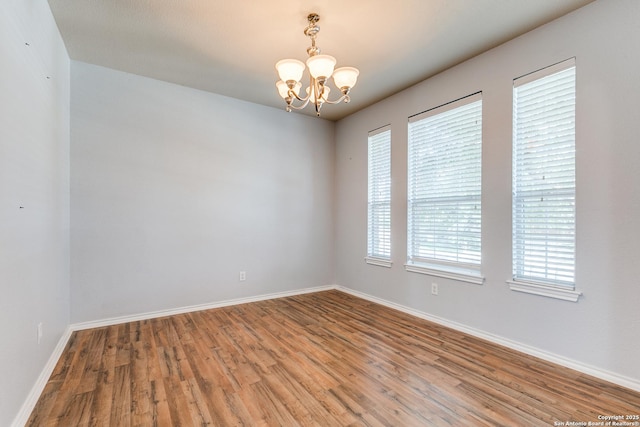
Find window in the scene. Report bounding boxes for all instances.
[366,125,392,267]
[509,58,580,302]
[406,93,483,284]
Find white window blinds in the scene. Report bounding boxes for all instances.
[367,126,391,262]
[407,93,482,272]
[512,59,576,287]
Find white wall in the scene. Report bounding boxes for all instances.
[0,0,70,425]
[335,0,640,384]
[70,62,335,322]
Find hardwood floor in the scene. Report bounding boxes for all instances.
[27,290,640,426]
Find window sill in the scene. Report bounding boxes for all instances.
[507,279,582,302]
[404,262,484,285]
[365,257,393,268]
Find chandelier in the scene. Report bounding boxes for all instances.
[275,13,360,117]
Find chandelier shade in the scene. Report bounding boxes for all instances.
[275,59,305,83]
[274,13,359,117]
[333,67,360,90]
[306,54,337,79]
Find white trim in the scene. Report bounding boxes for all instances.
[11,326,73,427]
[335,285,640,394]
[365,256,393,268]
[71,285,335,331]
[507,279,582,302]
[404,262,484,285]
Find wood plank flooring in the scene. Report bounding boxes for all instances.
[27,290,640,426]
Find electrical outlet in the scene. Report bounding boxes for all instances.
[431,283,439,296]
[239,271,246,281]
[37,322,43,344]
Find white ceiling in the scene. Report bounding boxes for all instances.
[47,0,594,121]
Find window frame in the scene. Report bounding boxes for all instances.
[509,58,581,302]
[366,125,392,268]
[405,93,484,285]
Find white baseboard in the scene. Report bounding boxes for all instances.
[14,283,639,427]
[11,326,73,427]
[336,285,640,393]
[71,285,337,331]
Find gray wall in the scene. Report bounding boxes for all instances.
[335,0,640,383]
[70,62,335,322]
[0,0,70,424]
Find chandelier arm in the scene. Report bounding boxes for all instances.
[322,93,351,105]
[311,79,321,116]
[288,90,312,103]
[286,97,312,110]
[287,73,314,103]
